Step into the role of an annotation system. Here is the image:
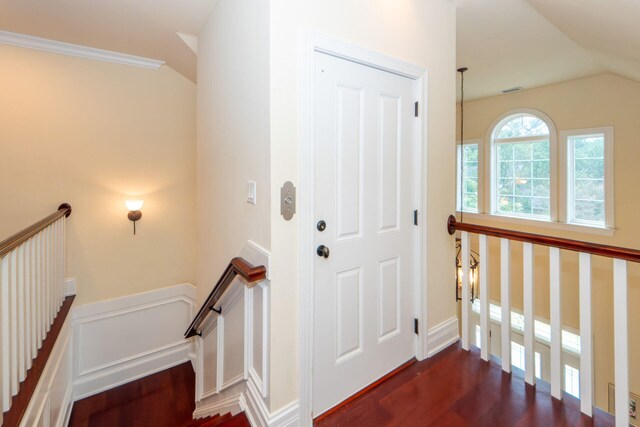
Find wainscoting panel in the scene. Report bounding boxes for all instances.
[73,283,196,400]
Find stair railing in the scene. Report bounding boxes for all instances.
[185,257,266,339]
[447,214,637,427]
[0,203,72,419]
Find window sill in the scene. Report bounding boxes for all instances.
[456,211,615,237]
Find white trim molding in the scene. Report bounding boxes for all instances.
[426,316,460,358]
[72,283,197,400]
[244,376,299,427]
[0,30,165,70]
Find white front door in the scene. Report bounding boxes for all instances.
[313,52,418,416]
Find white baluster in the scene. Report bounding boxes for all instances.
[549,247,562,400]
[9,250,18,396]
[24,240,32,370]
[47,225,52,329]
[30,237,37,358]
[60,218,65,303]
[479,235,490,361]
[500,238,511,373]
[1,255,10,411]
[461,231,471,351]
[17,244,26,382]
[579,252,593,416]
[523,242,535,386]
[37,232,44,346]
[613,259,629,427]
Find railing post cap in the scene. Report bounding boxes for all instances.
[58,203,72,218]
[447,215,457,235]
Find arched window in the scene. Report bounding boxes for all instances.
[456,108,613,230]
[490,111,555,219]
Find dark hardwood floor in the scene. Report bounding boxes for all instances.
[69,362,250,427]
[315,343,615,427]
[69,362,196,427]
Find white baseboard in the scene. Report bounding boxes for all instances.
[73,341,193,400]
[427,316,459,357]
[72,283,197,400]
[243,375,299,427]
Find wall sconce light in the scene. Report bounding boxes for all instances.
[126,200,143,235]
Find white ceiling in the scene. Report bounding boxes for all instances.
[0,0,217,82]
[456,0,640,100]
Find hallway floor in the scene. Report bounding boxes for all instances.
[68,362,248,427]
[315,343,615,426]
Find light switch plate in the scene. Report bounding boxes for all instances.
[247,181,257,205]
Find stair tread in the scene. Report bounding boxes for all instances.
[188,412,231,427]
[217,413,251,427]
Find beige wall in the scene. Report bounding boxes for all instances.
[459,73,640,410]
[0,44,197,305]
[269,0,457,413]
[196,2,271,300]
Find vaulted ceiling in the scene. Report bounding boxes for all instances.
[0,0,217,82]
[457,0,640,100]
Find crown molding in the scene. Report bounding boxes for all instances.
[0,30,165,70]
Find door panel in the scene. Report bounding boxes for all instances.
[313,52,418,416]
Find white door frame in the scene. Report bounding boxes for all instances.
[298,30,428,426]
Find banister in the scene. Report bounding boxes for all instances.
[185,257,266,338]
[447,215,640,263]
[0,203,72,258]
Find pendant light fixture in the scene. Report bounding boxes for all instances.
[454,67,479,302]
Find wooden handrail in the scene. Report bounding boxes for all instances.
[0,203,72,258]
[447,215,640,263]
[184,257,266,338]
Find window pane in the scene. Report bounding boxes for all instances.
[496,114,550,139]
[458,144,479,212]
[532,179,550,197]
[514,143,531,160]
[515,180,532,196]
[570,134,605,224]
[499,161,513,178]
[496,140,549,218]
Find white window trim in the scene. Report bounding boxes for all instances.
[454,211,615,236]
[559,126,614,229]
[456,138,483,213]
[488,108,558,221]
[452,108,616,235]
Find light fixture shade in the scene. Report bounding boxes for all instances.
[125,200,144,211]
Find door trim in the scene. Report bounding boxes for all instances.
[298,29,427,426]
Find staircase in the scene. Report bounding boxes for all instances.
[187,413,250,427]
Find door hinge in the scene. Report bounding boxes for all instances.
[414,318,419,335]
[413,210,418,226]
[414,101,419,117]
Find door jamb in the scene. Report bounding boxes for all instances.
[298,29,428,426]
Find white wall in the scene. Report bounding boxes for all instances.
[268,0,457,413]
[196,0,271,304]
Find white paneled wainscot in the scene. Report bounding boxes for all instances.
[72,283,197,399]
